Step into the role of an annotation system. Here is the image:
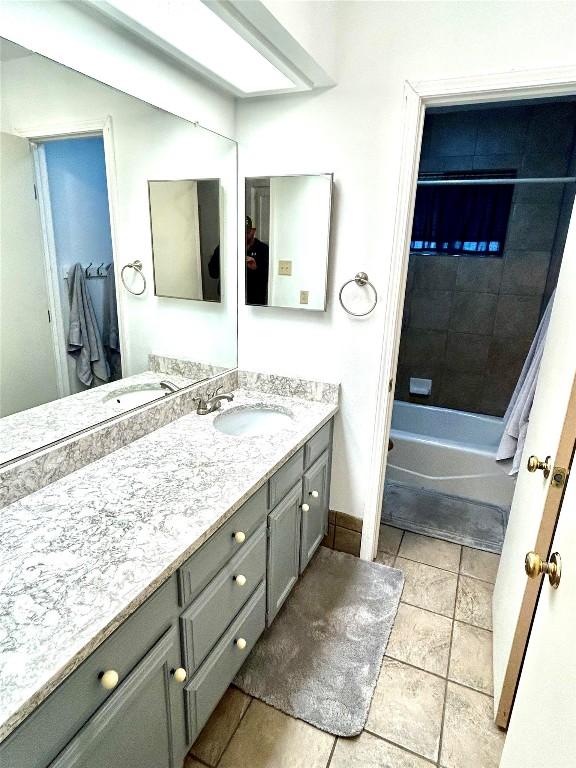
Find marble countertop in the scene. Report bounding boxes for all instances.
[0,389,337,742]
[0,371,196,466]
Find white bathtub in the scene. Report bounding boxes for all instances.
[387,401,516,509]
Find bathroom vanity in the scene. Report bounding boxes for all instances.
[0,390,336,768]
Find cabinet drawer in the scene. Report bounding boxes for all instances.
[304,420,332,469]
[185,582,266,745]
[268,448,304,509]
[178,485,267,607]
[0,575,180,768]
[181,524,266,671]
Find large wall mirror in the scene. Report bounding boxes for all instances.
[0,38,237,465]
[244,174,332,310]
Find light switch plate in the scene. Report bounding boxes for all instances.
[299,290,309,305]
[278,260,292,276]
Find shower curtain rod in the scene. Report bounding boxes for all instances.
[417,176,576,186]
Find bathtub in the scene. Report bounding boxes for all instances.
[387,400,516,509]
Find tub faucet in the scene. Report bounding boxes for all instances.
[160,380,179,393]
[195,392,234,415]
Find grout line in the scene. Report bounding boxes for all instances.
[382,653,496,700]
[211,693,254,768]
[325,736,338,767]
[362,729,437,765]
[392,550,498,585]
[435,548,463,767]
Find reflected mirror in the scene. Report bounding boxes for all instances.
[245,174,332,310]
[149,179,222,302]
[0,38,237,465]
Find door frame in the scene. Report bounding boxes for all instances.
[13,116,127,391]
[361,64,576,563]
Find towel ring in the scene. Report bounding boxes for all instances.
[120,260,146,296]
[339,272,377,317]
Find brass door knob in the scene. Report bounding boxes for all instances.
[525,551,562,588]
[527,455,551,478]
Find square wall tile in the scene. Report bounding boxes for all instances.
[334,526,361,556]
[414,255,458,291]
[449,292,497,335]
[395,557,458,617]
[455,575,493,630]
[386,603,452,676]
[367,657,445,762]
[487,334,533,374]
[438,371,485,413]
[440,683,505,768]
[449,621,494,695]
[475,106,529,155]
[400,328,447,366]
[410,290,453,331]
[506,203,560,251]
[428,111,478,157]
[525,102,576,159]
[445,333,491,374]
[456,258,503,294]
[501,250,551,296]
[494,294,542,338]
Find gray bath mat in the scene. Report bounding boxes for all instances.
[382,481,505,553]
[234,546,404,736]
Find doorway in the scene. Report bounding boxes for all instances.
[359,66,576,739]
[33,132,122,397]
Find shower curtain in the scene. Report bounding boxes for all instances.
[496,291,555,474]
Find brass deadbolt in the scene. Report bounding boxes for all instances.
[527,455,552,478]
[525,551,562,589]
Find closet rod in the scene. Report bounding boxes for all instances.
[417,177,576,186]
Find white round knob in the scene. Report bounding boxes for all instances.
[233,531,246,544]
[310,490,319,498]
[301,503,310,512]
[235,637,247,650]
[99,670,119,690]
[235,574,247,586]
[171,667,187,683]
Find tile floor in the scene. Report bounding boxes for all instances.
[184,527,505,768]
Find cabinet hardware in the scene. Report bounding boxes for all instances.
[235,637,247,650]
[98,669,119,690]
[234,574,247,586]
[171,667,187,683]
[233,531,246,544]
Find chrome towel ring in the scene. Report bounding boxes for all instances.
[339,272,377,316]
[120,260,146,296]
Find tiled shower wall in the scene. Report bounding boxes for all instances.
[396,102,576,417]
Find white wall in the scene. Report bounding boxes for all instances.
[238,1,576,518]
[2,52,237,375]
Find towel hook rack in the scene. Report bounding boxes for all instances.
[120,260,146,296]
[339,272,378,317]
[85,262,93,278]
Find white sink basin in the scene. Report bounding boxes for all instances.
[102,385,167,411]
[213,405,295,436]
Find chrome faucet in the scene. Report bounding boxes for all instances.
[159,380,179,393]
[195,391,234,415]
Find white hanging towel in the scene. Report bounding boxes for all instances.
[496,291,555,474]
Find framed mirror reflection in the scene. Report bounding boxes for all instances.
[0,38,238,465]
[244,174,333,310]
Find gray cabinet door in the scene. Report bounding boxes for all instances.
[300,450,330,573]
[267,483,302,624]
[49,626,187,768]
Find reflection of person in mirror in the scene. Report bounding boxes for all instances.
[245,215,269,305]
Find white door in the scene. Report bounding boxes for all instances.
[0,131,59,417]
[500,439,576,765]
[492,204,576,725]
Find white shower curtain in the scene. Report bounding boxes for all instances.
[496,291,555,474]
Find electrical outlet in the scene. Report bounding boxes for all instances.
[300,290,309,305]
[278,260,292,276]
